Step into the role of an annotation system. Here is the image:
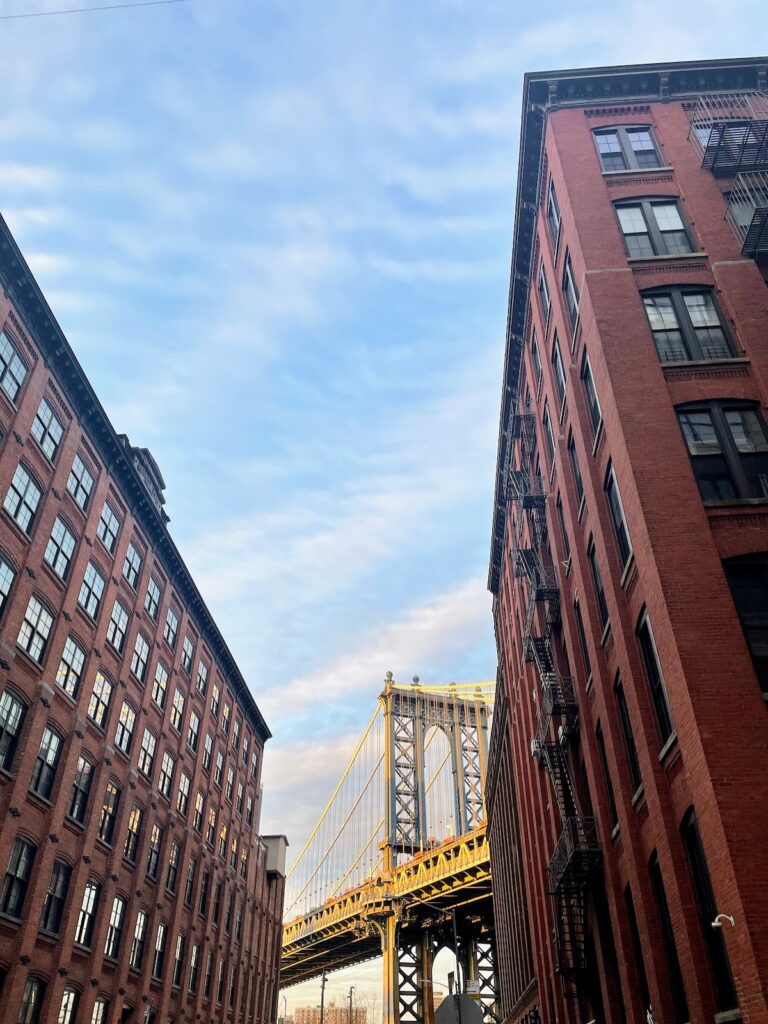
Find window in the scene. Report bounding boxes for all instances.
[232,718,240,752]
[542,401,556,463]
[246,793,254,828]
[537,264,551,325]
[624,883,651,1012]
[637,613,675,744]
[97,500,121,553]
[152,661,169,709]
[164,606,178,649]
[198,869,210,916]
[224,889,233,932]
[58,989,79,1024]
[581,354,602,436]
[203,731,213,771]
[159,751,174,799]
[87,670,112,728]
[1,837,35,918]
[67,453,94,511]
[197,659,209,696]
[236,781,244,815]
[724,554,768,695]
[106,599,129,654]
[112,700,135,757]
[229,965,237,1008]
[593,125,661,171]
[531,333,542,387]
[56,636,86,698]
[78,561,105,619]
[129,909,148,969]
[152,922,168,978]
[644,289,732,363]
[166,839,180,897]
[182,634,194,673]
[172,934,186,987]
[555,492,570,562]
[551,335,566,406]
[144,576,161,620]
[123,541,142,588]
[218,824,228,859]
[226,765,234,803]
[91,999,109,1024]
[31,397,63,461]
[587,537,609,629]
[188,943,200,994]
[211,683,220,718]
[97,781,120,844]
[103,894,126,958]
[546,178,561,247]
[17,977,44,1024]
[4,464,41,533]
[230,835,238,869]
[131,632,150,682]
[242,734,249,766]
[138,728,156,778]
[680,808,737,1013]
[177,771,191,817]
[678,402,768,501]
[124,805,143,862]
[214,750,224,787]
[221,702,231,735]
[30,725,62,800]
[648,852,689,1024]
[184,858,196,907]
[595,723,618,828]
[0,557,13,622]
[17,593,53,663]
[562,252,580,330]
[616,200,692,258]
[204,952,213,999]
[193,790,204,832]
[171,688,184,732]
[44,517,75,579]
[212,881,223,925]
[251,748,259,780]
[615,675,642,793]
[0,331,27,403]
[188,710,200,753]
[216,959,225,1003]
[68,755,93,823]
[74,879,100,947]
[240,848,248,880]
[568,430,584,504]
[605,465,632,567]
[206,808,216,846]
[146,822,162,878]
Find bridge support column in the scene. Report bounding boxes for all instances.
[381,913,399,1024]
[421,931,435,1024]
[463,937,499,1023]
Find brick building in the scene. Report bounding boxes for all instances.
[486,58,768,1024]
[0,215,286,1024]
[294,1003,366,1024]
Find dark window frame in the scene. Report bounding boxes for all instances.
[615,198,694,258]
[615,673,643,794]
[605,463,632,568]
[724,553,768,695]
[587,536,609,629]
[677,400,768,502]
[593,124,663,172]
[562,251,580,331]
[581,353,602,437]
[636,611,675,745]
[643,286,734,363]
[546,178,561,251]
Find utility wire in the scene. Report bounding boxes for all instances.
[0,0,188,19]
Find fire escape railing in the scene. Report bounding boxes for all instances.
[725,170,768,256]
[688,91,768,176]
[506,425,600,985]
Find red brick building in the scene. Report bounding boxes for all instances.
[0,216,286,1024]
[486,58,768,1024]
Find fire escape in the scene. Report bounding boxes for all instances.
[689,91,768,259]
[507,405,601,990]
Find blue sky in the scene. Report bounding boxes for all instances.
[3,0,765,1007]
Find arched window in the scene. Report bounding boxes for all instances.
[0,689,26,771]
[3,463,40,533]
[723,553,768,696]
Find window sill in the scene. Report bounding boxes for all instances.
[602,165,674,177]
[39,560,68,593]
[619,552,636,589]
[714,1011,742,1024]
[37,928,59,942]
[658,732,679,765]
[704,497,768,509]
[661,356,749,370]
[0,911,21,927]
[627,251,707,263]
[27,790,53,810]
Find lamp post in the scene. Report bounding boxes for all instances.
[282,995,288,1023]
[319,970,327,1024]
[348,984,355,1024]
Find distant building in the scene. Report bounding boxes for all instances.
[0,214,286,1024]
[294,1002,367,1024]
[486,57,768,1024]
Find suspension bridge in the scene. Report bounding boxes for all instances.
[281,675,498,1024]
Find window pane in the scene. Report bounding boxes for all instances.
[683,293,729,358]
[644,296,687,362]
[680,411,720,455]
[653,202,684,232]
[617,206,647,233]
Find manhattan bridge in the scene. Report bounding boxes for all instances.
[281,676,497,1024]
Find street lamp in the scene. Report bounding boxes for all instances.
[348,984,355,1024]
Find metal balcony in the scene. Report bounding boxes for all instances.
[688,91,768,176]
[506,468,547,507]
[725,170,768,256]
[547,816,601,895]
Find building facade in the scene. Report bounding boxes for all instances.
[0,216,286,1024]
[487,58,768,1024]
[294,1004,367,1024]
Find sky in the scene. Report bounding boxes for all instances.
[2,0,765,1011]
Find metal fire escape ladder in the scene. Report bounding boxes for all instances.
[508,455,600,987]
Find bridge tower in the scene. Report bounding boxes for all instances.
[378,674,494,1024]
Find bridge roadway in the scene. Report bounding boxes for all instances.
[281,823,492,987]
